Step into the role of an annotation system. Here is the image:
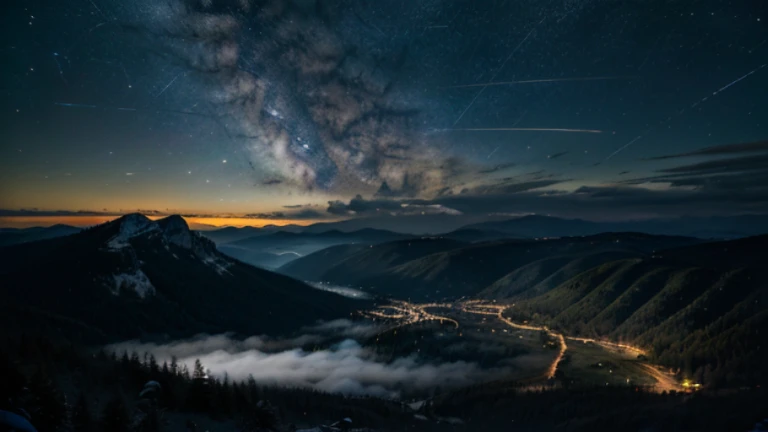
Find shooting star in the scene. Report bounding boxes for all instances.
[446,127,603,134]
[448,76,637,89]
[711,64,766,97]
[88,0,109,21]
[486,146,500,159]
[547,151,569,159]
[605,135,643,161]
[452,19,544,126]
[604,64,765,163]
[155,73,182,97]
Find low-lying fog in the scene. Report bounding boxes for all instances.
[108,319,532,399]
[308,282,372,299]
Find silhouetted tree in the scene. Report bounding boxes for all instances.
[27,371,67,431]
[71,393,93,432]
[185,359,211,412]
[100,396,131,432]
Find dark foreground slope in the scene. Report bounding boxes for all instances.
[0,214,365,343]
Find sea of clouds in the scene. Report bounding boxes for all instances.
[107,320,513,399]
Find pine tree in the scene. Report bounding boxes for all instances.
[149,355,159,375]
[27,371,67,432]
[186,359,211,413]
[71,393,93,432]
[100,396,131,432]
[193,359,206,380]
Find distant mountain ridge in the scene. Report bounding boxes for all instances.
[0,214,365,343]
[212,228,412,269]
[199,213,768,242]
[462,214,768,239]
[0,224,81,247]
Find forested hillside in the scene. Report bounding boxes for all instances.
[283,233,700,301]
[501,236,768,387]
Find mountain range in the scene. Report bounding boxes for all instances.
[201,213,768,238]
[213,228,411,269]
[0,214,366,343]
[280,232,703,301]
[0,224,81,247]
[198,213,768,271]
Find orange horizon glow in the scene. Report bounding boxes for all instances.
[0,215,335,230]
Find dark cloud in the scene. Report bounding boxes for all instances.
[397,184,768,220]
[290,209,325,219]
[241,208,324,220]
[263,179,283,186]
[477,162,516,175]
[656,154,768,175]
[244,212,286,219]
[327,195,461,216]
[469,179,568,195]
[621,142,768,200]
[645,140,768,160]
[327,194,402,215]
[373,174,420,198]
[373,181,396,198]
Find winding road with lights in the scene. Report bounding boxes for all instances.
[361,299,681,392]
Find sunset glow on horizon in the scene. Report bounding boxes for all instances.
[0,215,338,230]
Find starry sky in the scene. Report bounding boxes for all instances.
[1,0,766,228]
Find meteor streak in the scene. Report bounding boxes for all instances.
[448,76,637,88]
[711,64,766,96]
[603,64,764,162]
[155,72,182,97]
[452,19,544,126]
[605,135,643,161]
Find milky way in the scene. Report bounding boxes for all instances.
[1,0,767,221]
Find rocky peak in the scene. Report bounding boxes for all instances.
[157,215,193,249]
[108,213,159,249]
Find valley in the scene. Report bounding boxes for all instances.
[358,299,680,393]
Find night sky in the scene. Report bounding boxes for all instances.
[1,0,767,228]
